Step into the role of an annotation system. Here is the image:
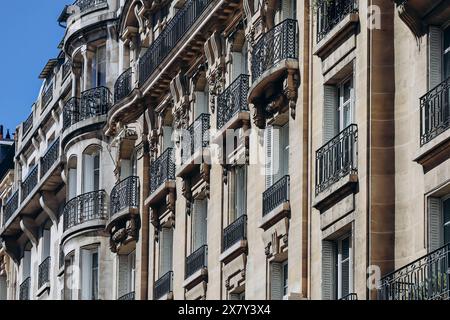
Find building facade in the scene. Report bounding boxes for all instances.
[0,0,449,301]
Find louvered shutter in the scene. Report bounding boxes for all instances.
[118,255,129,298]
[265,126,273,188]
[322,241,336,300]
[271,262,283,300]
[428,197,443,252]
[323,85,338,143]
[272,126,281,183]
[429,26,443,89]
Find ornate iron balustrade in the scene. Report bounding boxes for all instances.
[223,215,247,252]
[114,67,133,103]
[62,60,71,80]
[251,19,298,83]
[40,138,60,178]
[316,0,358,42]
[154,271,173,300]
[19,277,31,300]
[340,293,358,300]
[139,0,213,85]
[21,165,38,202]
[3,190,18,225]
[217,74,250,130]
[315,124,358,195]
[378,243,450,300]
[62,86,111,131]
[42,86,53,109]
[110,176,140,217]
[22,112,33,137]
[181,114,211,165]
[118,291,136,300]
[186,245,208,279]
[263,175,290,216]
[150,148,175,194]
[420,77,450,146]
[63,190,108,232]
[74,0,107,13]
[38,257,51,289]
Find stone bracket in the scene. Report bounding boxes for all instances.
[39,191,59,226]
[20,217,39,247]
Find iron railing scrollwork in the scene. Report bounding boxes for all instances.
[63,190,108,232]
[139,0,213,85]
[217,74,250,130]
[154,271,173,300]
[315,124,358,195]
[223,215,247,252]
[181,114,211,165]
[150,148,176,194]
[420,77,450,146]
[74,0,108,13]
[114,67,133,103]
[38,257,51,289]
[251,19,298,83]
[118,291,136,300]
[3,191,18,225]
[263,175,290,216]
[22,112,33,137]
[19,277,31,300]
[21,165,38,202]
[185,245,208,279]
[40,138,60,178]
[378,243,450,300]
[110,176,140,217]
[316,0,358,42]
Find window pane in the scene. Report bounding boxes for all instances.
[444,199,450,245]
[91,252,98,300]
[283,262,288,296]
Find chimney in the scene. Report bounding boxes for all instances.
[0,125,3,140]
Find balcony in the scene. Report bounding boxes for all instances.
[138,0,213,87]
[114,68,133,104]
[378,243,450,300]
[316,0,358,43]
[40,138,60,179]
[185,245,208,289]
[340,293,358,300]
[62,87,111,143]
[216,74,250,135]
[314,125,358,210]
[147,148,176,206]
[261,176,290,230]
[177,114,211,177]
[21,165,38,202]
[38,257,51,291]
[118,291,135,300]
[22,112,33,139]
[19,277,31,300]
[74,0,108,14]
[3,191,18,227]
[62,190,108,241]
[154,271,173,300]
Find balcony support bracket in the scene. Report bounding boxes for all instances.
[39,191,59,226]
[20,217,39,247]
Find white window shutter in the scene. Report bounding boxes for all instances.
[429,26,443,89]
[118,255,129,298]
[322,240,336,300]
[428,197,443,252]
[271,262,283,300]
[323,85,338,143]
[265,126,273,188]
[272,126,281,183]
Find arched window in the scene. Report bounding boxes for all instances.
[68,156,78,200]
[83,145,101,193]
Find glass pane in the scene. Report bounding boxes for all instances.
[91,252,98,300]
[341,237,350,261]
[444,199,450,245]
[343,79,352,103]
[283,262,288,296]
[235,166,247,217]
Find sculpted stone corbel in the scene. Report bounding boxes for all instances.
[205,31,225,113]
[39,191,59,226]
[20,217,39,247]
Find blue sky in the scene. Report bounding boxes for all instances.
[0,1,68,135]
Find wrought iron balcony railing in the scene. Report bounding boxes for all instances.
[378,243,450,300]
[150,148,176,194]
[217,74,250,130]
[63,86,111,131]
[22,112,33,137]
[114,67,133,103]
[185,245,208,279]
[63,190,108,232]
[315,124,358,195]
[40,138,60,178]
[340,293,358,300]
[316,0,358,42]
[62,60,71,80]
[223,215,247,252]
[74,0,108,13]
[3,190,18,226]
[139,0,213,85]
[110,176,140,217]
[42,86,53,109]
[19,277,31,300]
[420,77,450,146]
[154,271,173,300]
[118,291,136,300]
[38,257,51,289]
[251,19,298,83]
[21,165,38,202]
[181,114,211,165]
[263,175,290,216]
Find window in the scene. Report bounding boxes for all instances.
[230,291,245,300]
[275,0,296,23]
[22,243,32,282]
[83,147,100,193]
[41,222,51,260]
[163,126,174,151]
[270,260,288,300]
[159,228,174,276]
[338,77,354,132]
[428,196,450,251]
[68,156,78,200]
[81,247,99,300]
[64,254,76,300]
[230,41,248,83]
[336,235,352,299]
[265,123,289,188]
[191,198,208,252]
[194,89,209,118]
[118,251,136,298]
[0,275,6,300]
[92,45,106,88]
[229,166,247,222]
